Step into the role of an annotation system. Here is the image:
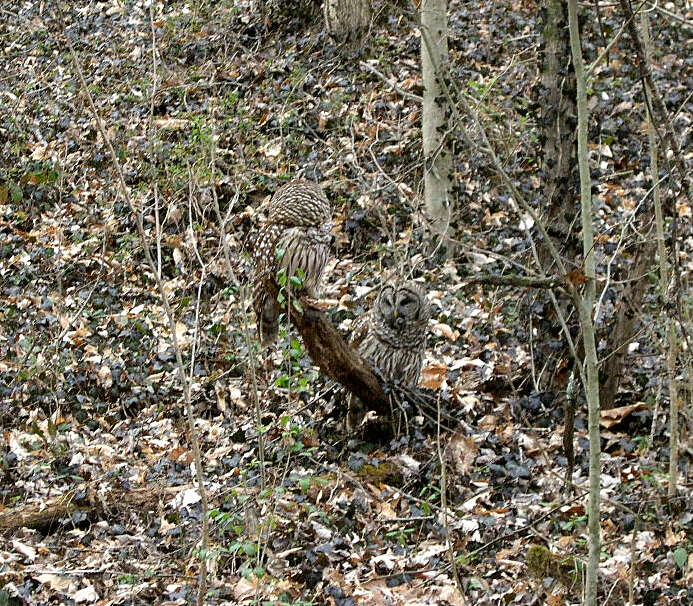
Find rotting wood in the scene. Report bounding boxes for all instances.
[0,484,190,535]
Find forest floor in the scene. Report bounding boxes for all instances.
[1,1,692,604]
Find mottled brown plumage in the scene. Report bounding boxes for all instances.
[252,180,332,345]
[347,281,431,430]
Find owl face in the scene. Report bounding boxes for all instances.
[375,282,429,334]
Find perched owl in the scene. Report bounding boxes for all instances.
[347,281,431,430]
[251,179,333,345]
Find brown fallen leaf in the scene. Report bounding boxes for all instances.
[565,268,589,286]
[599,402,648,428]
[448,431,479,476]
[431,321,459,341]
[153,117,189,130]
[420,362,448,389]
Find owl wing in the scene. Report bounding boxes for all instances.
[251,223,284,346]
[348,310,372,352]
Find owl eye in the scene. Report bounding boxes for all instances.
[380,288,394,306]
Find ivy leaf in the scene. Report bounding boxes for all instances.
[673,547,687,569]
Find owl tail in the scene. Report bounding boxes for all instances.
[254,290,280,346]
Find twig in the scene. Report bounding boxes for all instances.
[586,0,645,77]
[207,121,265,491]
[59,12,210,604]
[437,391,465,601]
[464,273,563,289]
[618,0,693,205]
[647,1,693,27]
[639,7,680,499]
[359,60,423,103]
[469,491,587,557]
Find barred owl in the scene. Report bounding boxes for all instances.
[252,179,332,345]
[347,281,431,430]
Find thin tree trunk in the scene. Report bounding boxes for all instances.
[600,239,655,408]
[421,0,453,256]
[538,0,578,263]
[567,1,601,603]
[535,0,580,476]
[639,9,680,498]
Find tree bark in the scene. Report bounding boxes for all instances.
[538,0,578,255]
[324,0,371,42]
[261,278,392,415]
[533,0,581,480]
[600,239,655,409]
[294,303,389,411]
[639,8,680,498]
[421,0,453,255]
[533,0,580,390]
[567,0,601,602]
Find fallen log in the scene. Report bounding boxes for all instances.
[0,484,190,535]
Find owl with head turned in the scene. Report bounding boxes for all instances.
[251,179,333,345]
[347,280,431,430]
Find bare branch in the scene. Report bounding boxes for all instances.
[618,0,693,205]
[59,11,210,602]
[464,273,563,289]
[359,61,423,103]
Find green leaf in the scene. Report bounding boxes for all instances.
[242,542,258,557]
[10,184,22,203]
[292,300,303,313]
[289,275,303,287]
[674,547,687,569]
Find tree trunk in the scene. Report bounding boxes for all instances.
[421,0,453,256]
[639,8,680,498]
[538,0,578,255]
[532,0,580,394]
[568,0,601,602]
[324,0,371,42]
